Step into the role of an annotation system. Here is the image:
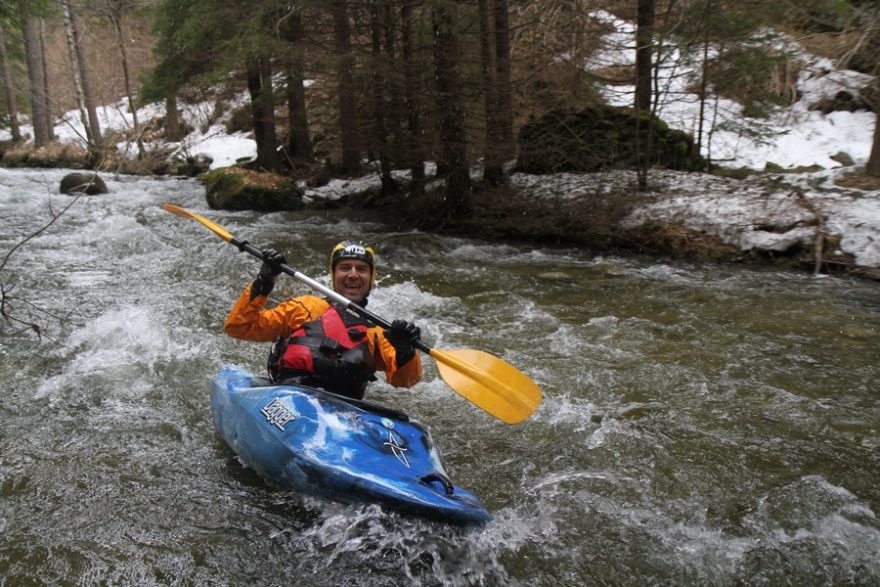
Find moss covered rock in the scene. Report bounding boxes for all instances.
[517,105,705,174]
[205,166,303,211]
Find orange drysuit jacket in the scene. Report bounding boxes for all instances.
[224,283,423,388]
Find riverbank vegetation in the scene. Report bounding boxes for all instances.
[0,1,878,277]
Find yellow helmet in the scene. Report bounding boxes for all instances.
[329,241,377,286]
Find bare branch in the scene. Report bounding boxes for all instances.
[0,192,84,339]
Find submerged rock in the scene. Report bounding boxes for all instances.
[537,271,576,282]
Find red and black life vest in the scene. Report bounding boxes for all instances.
[267,302,375,399]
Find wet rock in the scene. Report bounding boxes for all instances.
[59,172,108,195]
[854,267,880,281]
[204,166,303,211]
[841,326,879,340]
[168,153,213,177]
[537,271,576,282]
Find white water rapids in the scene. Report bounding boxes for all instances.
[1,167,879,585]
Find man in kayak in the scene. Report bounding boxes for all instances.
[224,241,423,400]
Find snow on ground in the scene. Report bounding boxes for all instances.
[2,15,878,270]
[580,11,879,270]
[511,167,880,269]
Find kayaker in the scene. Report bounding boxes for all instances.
[224,241,423,400]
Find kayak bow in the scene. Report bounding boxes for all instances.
[211,368,492,524]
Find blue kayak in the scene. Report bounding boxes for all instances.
[210,368,492,524]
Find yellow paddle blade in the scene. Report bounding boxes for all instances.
[162,204,234,242]
[430,348,542,424]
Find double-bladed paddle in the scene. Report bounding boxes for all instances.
[162,204,542,424]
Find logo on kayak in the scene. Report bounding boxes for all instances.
[261,397,296,431]
[384,430,409,468]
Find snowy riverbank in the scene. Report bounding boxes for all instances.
[2,14,878,275]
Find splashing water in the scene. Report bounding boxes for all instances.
[1,168,879,585]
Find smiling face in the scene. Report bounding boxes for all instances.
[332,259,372,302]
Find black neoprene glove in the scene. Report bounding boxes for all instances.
[250,248,287,299]
[384,319,420,367]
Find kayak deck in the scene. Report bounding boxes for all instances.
[210,368,492,524]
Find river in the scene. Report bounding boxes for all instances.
[1,167,879,586]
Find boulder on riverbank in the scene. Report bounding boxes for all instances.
[516,105,706,174]
[204,166,304,211]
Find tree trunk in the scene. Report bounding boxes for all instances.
[697,39,709,160]
[332,0,360,174]
[432,0,472,219]
[64,0,102,147]
[370,1,397,194]
[0,25,22,142]
[38,20,54,140]
[246,58,279,172]
[479,0,504,185]
[383,3,404,166]
[165,95,185,141]
[22,19,50,147]
[401,1,425,195]
[281,11,313,161]
[108,2,144,158]
[493,0,513,155]
[61,0,93,146]
[635,0,656,190]
[259,57,278,168]
[635,0,655,113]
[867,91,880,176]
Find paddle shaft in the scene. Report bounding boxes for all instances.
[237,240,538,419]
[235,239,543,421]
[162,202,541,423]
[232,237,431,354]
